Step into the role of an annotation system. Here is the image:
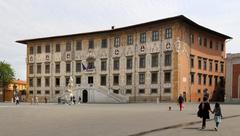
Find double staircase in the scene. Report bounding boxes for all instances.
[68,84,129,103]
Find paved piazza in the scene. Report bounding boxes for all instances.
[1,103,240,136]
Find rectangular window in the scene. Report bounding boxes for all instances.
[151,72,158,84]
[88,40,94,49]
[55,90,60,95]
[151,89,157,94]
[220,62,224,73]
[55,63,60,73]
[127,35,133,45]
[198,58,202,70]
[140,32,146,43]
[45,44,50,53]
[210,40,213,49]
[37,78,41,87]
[45,90,50,95]
[209,75,212,86]
[164,51,172,66]
[114,37,120,47]
[100,75,107,86]
[139,55,146,68]
[37,63,41,74]
[66,42,71,51]
[197,89,201,94]
[45,63,50,74]
[66,62,71,73]
[76,76,81,84]
[221,43,224,51]
[126,89,132,94]
[55,44,61,52]
[76,40,82,50]
[198,36,202,46]
[164,88,171,93]
[101,39,108,48]
[191,73,194,84]
[101,59,107,71]
[165,28,172,39]
[204,38,207,47]
[76,61,81,72]
[139,89,145,94]
[113,90,119,94]
[190,34,194,44]
[37,46,41,54]
[190,57,194,68]
[152,31,159,41]
[65,77,70,86]
[126,57,133,69]
[164,71,171,83]
[209,61,213,72]
[29,78,33,87]
[45,77,50,87]
[113,58,119,70]
[29,90,33,95]
[203,60,207,70]
[215,61,218,72]
[37,90,41,95]
[55,77,60,87]
[139,73,145,84]
[203,74,207,85]
[126,74,132,85]
[151,53,158,67]
[198,74,202,85]
[113,74,119,85]
[29,64,34,74]
[29,46,34,54]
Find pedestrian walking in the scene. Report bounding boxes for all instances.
[198,97,212,130]
[178,94,184,111]
[44,96,47,103]
[212,103,223,131]
[78,96,81,104]
[73,96,76,104]
[36,96,39,104]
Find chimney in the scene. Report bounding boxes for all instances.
[111,26,115,30]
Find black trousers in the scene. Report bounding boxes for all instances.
[202,117,206,127]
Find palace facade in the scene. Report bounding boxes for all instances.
[17,15,231,103]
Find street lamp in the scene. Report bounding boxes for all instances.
[174,37,192,102]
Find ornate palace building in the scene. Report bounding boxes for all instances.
[17,15,231,103]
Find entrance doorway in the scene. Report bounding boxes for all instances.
[82,90,88,103]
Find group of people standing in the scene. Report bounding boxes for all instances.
[178,94,223,131]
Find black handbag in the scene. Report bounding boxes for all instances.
[197,109,203,118]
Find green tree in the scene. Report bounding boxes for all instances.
[0,61,15,101]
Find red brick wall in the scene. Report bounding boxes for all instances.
[232,64,240,98]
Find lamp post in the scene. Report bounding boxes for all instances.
[174,37,192,102]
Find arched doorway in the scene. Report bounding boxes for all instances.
[82,90,88,103]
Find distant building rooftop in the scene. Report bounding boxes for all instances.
[16,15,232,44]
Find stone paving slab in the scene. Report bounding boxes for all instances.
[0,103,240,136]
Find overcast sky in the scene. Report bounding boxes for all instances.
[0,0,239,80]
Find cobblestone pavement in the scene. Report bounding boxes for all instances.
[0,103,240,136]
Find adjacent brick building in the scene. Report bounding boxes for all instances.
[226,53,240,102]
[16,15,231,103]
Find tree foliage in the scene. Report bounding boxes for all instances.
[0,61,15,87]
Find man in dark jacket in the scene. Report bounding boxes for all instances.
[178,94,184,111]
